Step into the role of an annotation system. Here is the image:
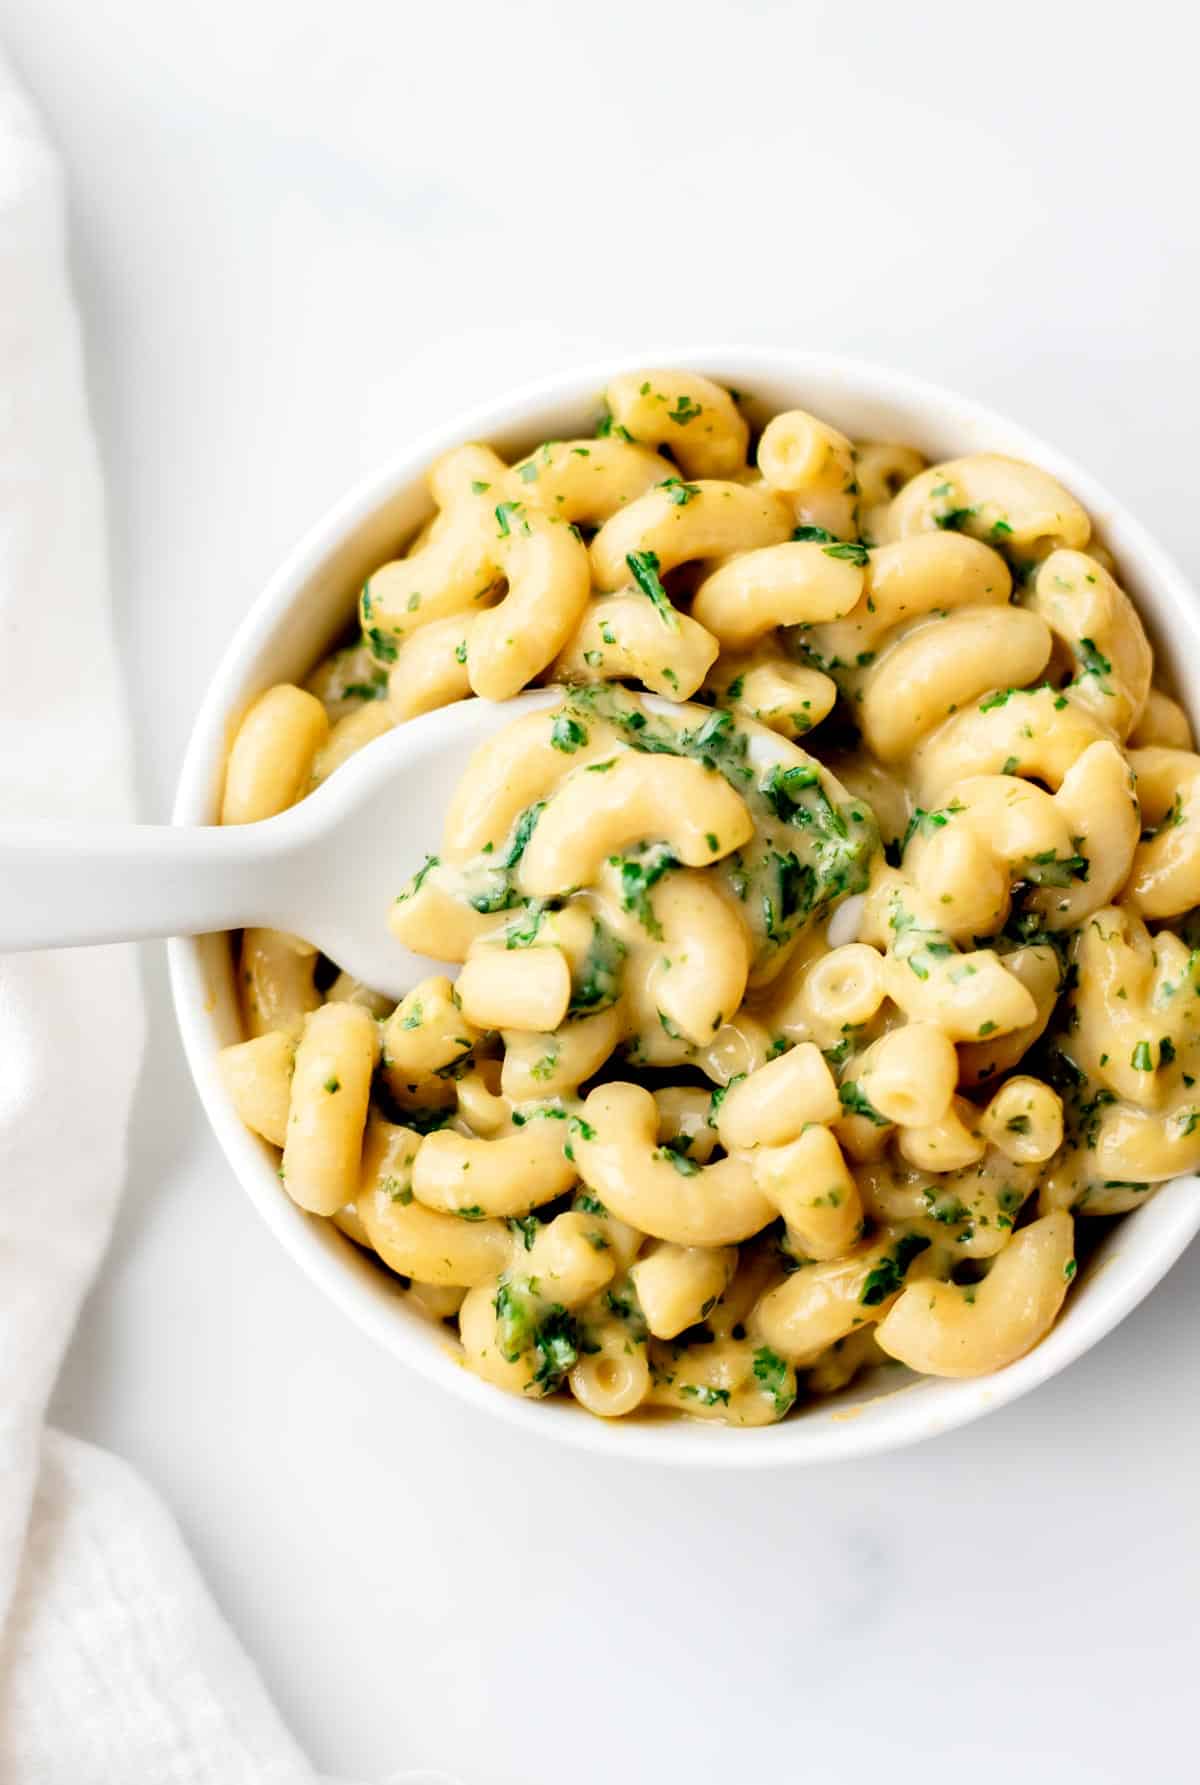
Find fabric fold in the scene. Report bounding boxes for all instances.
[0,45,328,1783]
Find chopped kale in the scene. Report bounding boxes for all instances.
[550,713,589,753]
[660,476,701,505]
[680,1383,730,1407]
[653,1143,700,1177]
[395,853,440,903]
[611,841,678,939]
[751,1346,796,1418]
[860,1234,931,1306]
[626,549,680,630]
[667,394,703,425]
[838,1080,889,1126]
[568,919,626,1015]
[1077,637,1113,691]
[507,1213,539,1256]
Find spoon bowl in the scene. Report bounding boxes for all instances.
[0,688,563,999]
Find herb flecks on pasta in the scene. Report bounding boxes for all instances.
[217,369,1196,1424]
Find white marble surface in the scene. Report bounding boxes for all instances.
[4,3,1200,1779]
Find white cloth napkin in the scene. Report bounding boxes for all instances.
[0,50,334,1783]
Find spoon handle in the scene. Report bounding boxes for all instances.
[0,821,287,953]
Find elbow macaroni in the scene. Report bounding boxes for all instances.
[216,370,1198,1426]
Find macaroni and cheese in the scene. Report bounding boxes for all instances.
[216,370,1199,1426]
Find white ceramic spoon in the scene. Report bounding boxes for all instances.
[0,688,563,1001]
[0,683,866,1001]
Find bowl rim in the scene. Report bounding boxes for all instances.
[168,343,1200,1468]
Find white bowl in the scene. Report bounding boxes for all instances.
[169,346,1200,1467]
